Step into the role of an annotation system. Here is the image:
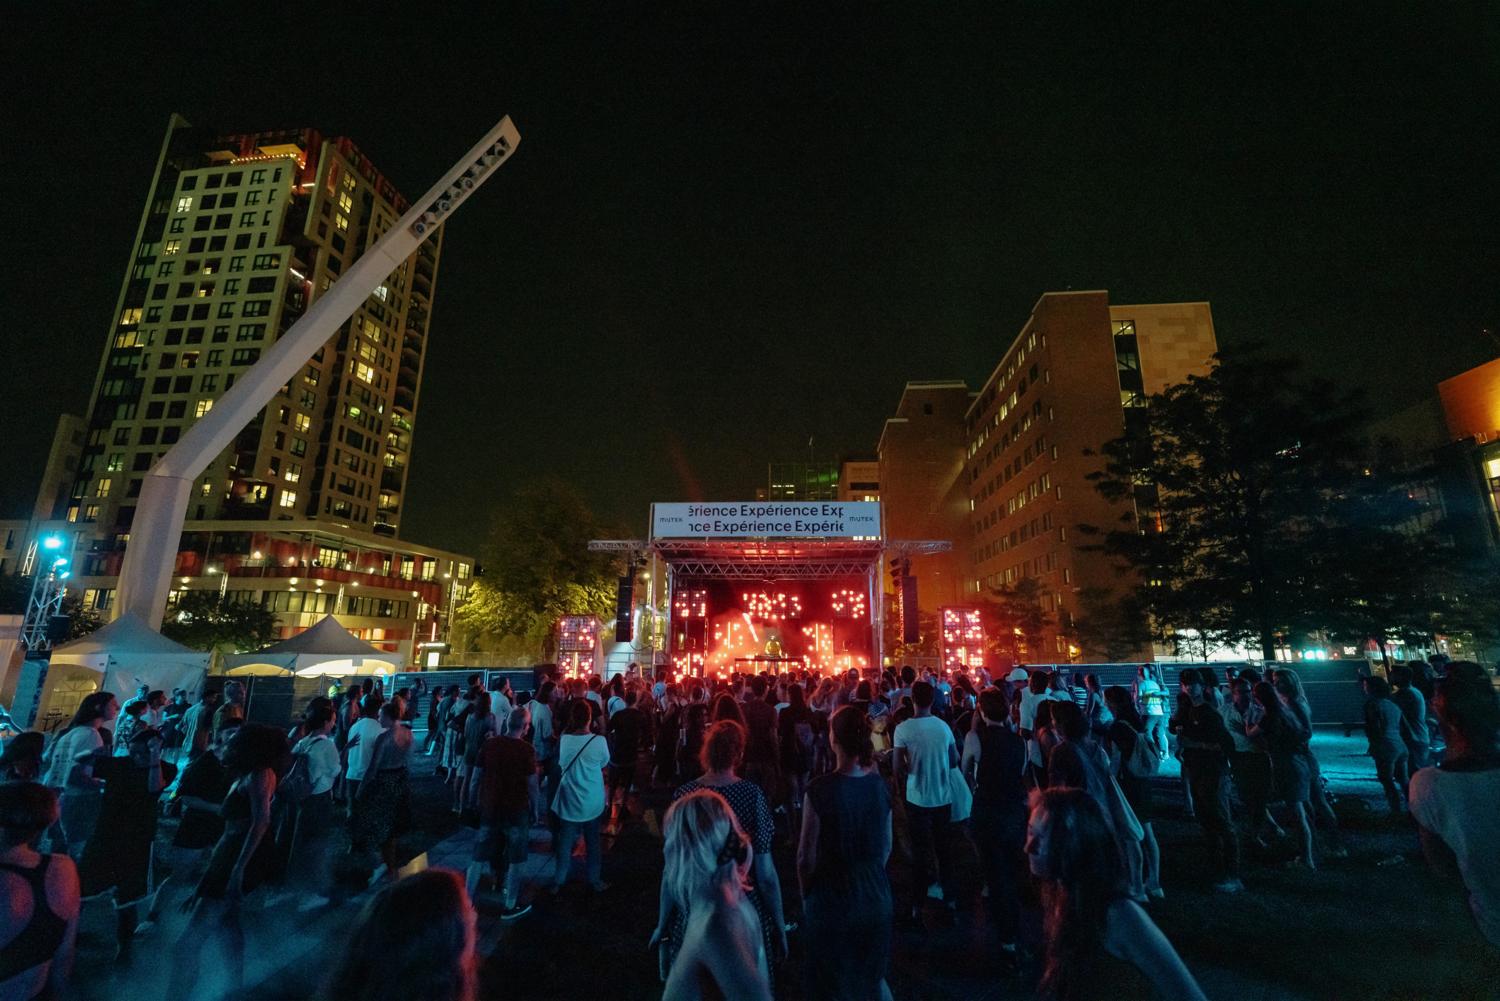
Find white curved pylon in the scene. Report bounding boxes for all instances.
[114,118,521,627]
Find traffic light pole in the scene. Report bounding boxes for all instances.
[114,118,522,629]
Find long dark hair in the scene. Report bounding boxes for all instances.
[1103,685,1143,730]
[830,705,874,767]
[320,869,475,1001]
[65,691,117,732]
[710,692,744,725]
[222,722,289,778]
[1030,787,1126,1001]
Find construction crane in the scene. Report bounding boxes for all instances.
[114,117,522,629]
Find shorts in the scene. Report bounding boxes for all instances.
[476,809,530,866]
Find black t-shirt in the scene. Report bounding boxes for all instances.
[741,698,778,764]
[608,707,646,764]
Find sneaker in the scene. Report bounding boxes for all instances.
[1212,878,1245,894]
[500,902,533,921]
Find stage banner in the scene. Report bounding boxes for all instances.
[651,501,882,539]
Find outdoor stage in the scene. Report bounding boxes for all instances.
[591,501,948,678]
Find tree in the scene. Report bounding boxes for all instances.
[1071,587,1153,662]
[161,590,279,653]
[981,577,1054,664]
[451,479,621,658]
[1083,346,1395,661]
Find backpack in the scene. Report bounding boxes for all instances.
[276,750,313,804]
[792,720,816,772]
[1124,726,1163,778]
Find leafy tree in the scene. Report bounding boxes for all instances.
[161,590,278,652]
[981,577,1054,663]
[451,479,620,657]
[1083,346,1388,661]
[1070,587,1153,662]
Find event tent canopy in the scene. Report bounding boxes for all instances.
[47,611,210,701]
[222,615,403,677]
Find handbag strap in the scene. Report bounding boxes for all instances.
[558,734,599,781]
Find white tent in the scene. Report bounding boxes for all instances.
[222,615,403,678]
[34,613,211,729]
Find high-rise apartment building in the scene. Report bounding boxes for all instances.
[72,114,439,541]
[878,382,972,611]
[764,461,840,501]
[30,115,471,657]
[964,292,1217,660]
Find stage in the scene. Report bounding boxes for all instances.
[591,502,949,678]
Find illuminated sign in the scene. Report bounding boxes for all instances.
[940,606,985,673]
[651,501,881,539]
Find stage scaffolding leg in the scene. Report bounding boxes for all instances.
[869,561,882,674]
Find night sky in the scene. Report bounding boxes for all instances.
[5,4,1497,551]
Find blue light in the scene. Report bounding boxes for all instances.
[52,557,69,569]
[42,535,64,551]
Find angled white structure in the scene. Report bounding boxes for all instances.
[114,117,521,629]
[223,614,401,677]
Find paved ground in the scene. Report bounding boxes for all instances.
[69,733,1500,1000]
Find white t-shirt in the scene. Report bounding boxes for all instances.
[1018,689,1049,767]
[42,726,103,789]
[553,732,609,822]
[294,733,341,794]
[894,715,955,808]
[1138,677,1167,716]
[1409,764,1500,948]
[344,717,385,780]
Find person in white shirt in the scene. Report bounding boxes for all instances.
[1410,669,1500,949]
[285,702,340,908]
[343,695,386,809]
[1135,666,1169,757]
[1018,672,1053,779]
[550,700,611,893]
[893,681,958,921]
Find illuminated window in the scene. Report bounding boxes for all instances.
[335,213,349,232]
[373,284,388,302]
[96,478,112,497]
[278,490,297,508]
[105,453,124,472]
[338,192,353,213]
[194,399,213,418]
[341,172,356,191]
[82,504,99,521]
[283,463,301,483]
[176,196,192,212]
[355,362,375,384]
[294,413,311,433]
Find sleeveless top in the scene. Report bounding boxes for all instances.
[0,855,67,982]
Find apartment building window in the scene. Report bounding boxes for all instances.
[278,490,297,509]
[194,399,213,418]
[230,348,260,365]
[242,300,270,317]
[176,197,192,212]
[96,478,112,497]
[250,169,266,184]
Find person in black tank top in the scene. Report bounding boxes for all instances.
[963,689,1028,965]
[1,782,80,1001]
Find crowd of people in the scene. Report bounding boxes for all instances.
[0,655,1496,1000]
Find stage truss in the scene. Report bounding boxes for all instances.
[588,537,952,674]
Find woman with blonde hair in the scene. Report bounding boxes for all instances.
[659,789,771,1001]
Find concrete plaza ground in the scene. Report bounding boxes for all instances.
[70,733,1499,1001]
